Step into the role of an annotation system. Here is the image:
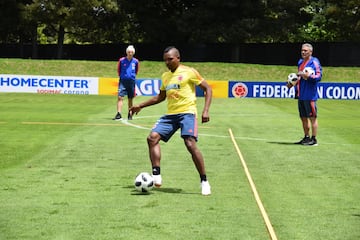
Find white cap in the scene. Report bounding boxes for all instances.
[126,45,135,54]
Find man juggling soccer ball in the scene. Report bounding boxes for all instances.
[130,46,212,196]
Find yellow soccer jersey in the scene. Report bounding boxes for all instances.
[160,65,204,115]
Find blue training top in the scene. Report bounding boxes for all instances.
[117,57,139,81]
[297,56,322,100]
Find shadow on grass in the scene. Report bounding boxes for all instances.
[153,187,199,195]
[131,191,153,196]
[124,185,198,195]
[267,141,298,145]
[153,187,183,194]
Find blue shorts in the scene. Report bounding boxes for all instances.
[118,79,136,98]
[298,100,317,118]
[151,113,198,142]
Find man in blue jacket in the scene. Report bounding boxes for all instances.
[113,45,139,120]
[291,43,322,146]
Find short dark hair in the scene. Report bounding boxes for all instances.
[164,46,176,53]
[164,46,180,58]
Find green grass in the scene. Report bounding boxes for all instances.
[0,59,359,239]
[0,93,359,240]
[1,58,359,82]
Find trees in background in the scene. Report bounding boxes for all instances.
[301,0,360,42]
[1,0,358,56]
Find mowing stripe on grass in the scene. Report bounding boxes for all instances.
[21,120,352,146]
[19,120,272,141]
[228,128,278,240]
[201,133,267,141]
[21,121,152,128]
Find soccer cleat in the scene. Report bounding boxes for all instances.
[127,112,132,120]
[305,137,318,146]
[301,137,312,145]
[112,112,122,120]
[295,136,310,145]
[201,180,211,196]
[152,174,162,188]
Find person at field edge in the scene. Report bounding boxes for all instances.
[113,45,139,120]
[287,43,322,146]
[129,46,212,195]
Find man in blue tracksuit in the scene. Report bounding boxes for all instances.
[113,45,139,120]
[291,43,322,146]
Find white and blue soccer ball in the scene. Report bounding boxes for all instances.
[304,67,315,76]
[287,73,298,85]
[134,172,154,193]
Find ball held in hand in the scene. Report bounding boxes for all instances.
[287,73,298,86]
[304,67,315,76]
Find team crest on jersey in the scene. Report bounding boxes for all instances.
[178,75,183,81]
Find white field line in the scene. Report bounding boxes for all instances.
[20,118,358,145]
[228,128,278,240]
[120,119,150,130]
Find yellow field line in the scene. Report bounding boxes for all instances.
[228,128,278,240]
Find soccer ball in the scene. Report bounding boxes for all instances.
[287,73,298,85]
[134,172,154,193]
[304,67,315,76]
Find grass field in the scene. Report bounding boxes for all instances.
[1,58,359,82]
[0,59,359,239]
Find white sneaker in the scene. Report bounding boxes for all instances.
[152,174,162,188]
[201,181,211,196]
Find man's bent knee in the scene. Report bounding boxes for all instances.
[147,132,161,146]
